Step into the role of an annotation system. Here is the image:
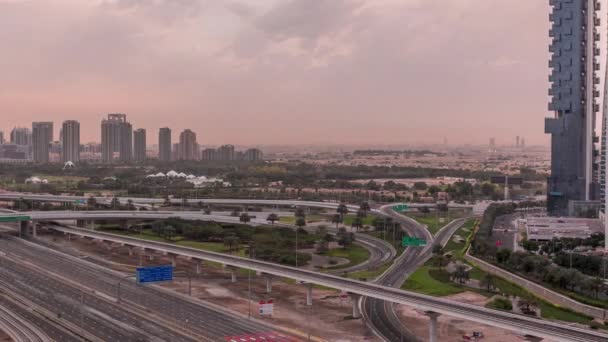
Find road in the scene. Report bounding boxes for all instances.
[44,222,608,342]
[361,206,434,341]
[0,233,299,341]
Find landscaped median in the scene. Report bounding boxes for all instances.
[399,218,602,327]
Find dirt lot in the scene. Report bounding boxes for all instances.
[37,232,378,341]
[397,292,525,342]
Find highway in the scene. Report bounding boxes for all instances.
[0,192,477,210]
[0,233,300,341]
[362,205,434,341]
[42,222,608,342]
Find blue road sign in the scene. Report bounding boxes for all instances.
[136,265,173,284]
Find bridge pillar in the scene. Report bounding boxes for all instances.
[19,221,29,237]
[426,311,440,342]
[226,266,238,283]
[191,259,202,274]
[128,246,134,257]
[264,274,273,293]
[305,283,313,306]
[348,293,361,318]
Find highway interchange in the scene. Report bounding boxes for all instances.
[0,193,607,341]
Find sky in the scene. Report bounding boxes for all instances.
[0,0,557,146]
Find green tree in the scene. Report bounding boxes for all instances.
[337,203,349,219]
[295,217,306,228]
[351,216,363,232]
[239,213,251,224]
[480,274,496,293]
[359,201,371,214]
[331,214,343,228]
[223,235,240,254]
[266,213,279,224]
[87,196,97,209]
[452,264,469,284]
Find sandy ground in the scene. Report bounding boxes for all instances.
[37,232,378,341]
[397,292,526,342]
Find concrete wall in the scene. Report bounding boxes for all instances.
[465,251,605,320]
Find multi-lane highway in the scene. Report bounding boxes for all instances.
[0,232,300,341]
[39,221,608,342]
[362,205,434,341]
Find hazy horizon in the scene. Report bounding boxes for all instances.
[1,0,558,145]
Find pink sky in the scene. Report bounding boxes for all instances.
[0,0,555,146]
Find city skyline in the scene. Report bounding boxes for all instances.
[0,0,562,146]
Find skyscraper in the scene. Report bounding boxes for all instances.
[10,127,31,146]
[32,122,53,163]
[61,120,80,163]
[545,0,600,215]
[101,114,132,163]
[178,129,198,160]
[158,127,171,162]
[133,128,146,162]
[0,131,4,144]
[217,145,235,161]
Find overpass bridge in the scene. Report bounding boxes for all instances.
[1,212,604,342]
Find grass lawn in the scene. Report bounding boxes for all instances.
[402,265,465,296]
[97,227,247,256]
[342,214,374,226]
[323,244,370,269]
[411,215,443,235]
[444,218,477,259]
[346,263,392,281]
[279,214,326,225]
[363,231,404,255]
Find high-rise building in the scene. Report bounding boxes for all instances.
[10,127,31,146]
[201,148,217,161]
[545,0,601,215]
[133,128,146,162]
[217,145,235,161]
[244,148,263,161]
[61,120,80,163]
[32,122,53,163]
[0,131,4,144]
[515,136,520,148]
[489,137,496,152]
[101,114,132,163]
[158,127,171,162]
[178,129,198,160]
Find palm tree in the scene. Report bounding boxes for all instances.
[127,199,135,211]
[295,207,306,219]
[480,274,496,293]
[351,216,363,232]
[452,264,469,284]
[223,235,240,254]
[239,212,251,224]
[337,203,348,219]
[110,197,120,210]
[266,213,279,224]
[359,201,371,214]
[87,196,97,210]
[331,214,343,228]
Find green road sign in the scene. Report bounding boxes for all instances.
[402,236,427,247]
[74,199,86,204]
[0,215,32,223]
[392,204,409,212]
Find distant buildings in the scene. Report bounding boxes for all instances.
[158,127,171,162]
[133,128,146,162]
[101,114,132,163]
[61,120,80,163]
[201,146,263,162]
[546,0,601,215]
[32,122,53,163]
[217,144,235,161]
[0,131,4,144]
[178,129,198,161]
[10,127,31,146]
